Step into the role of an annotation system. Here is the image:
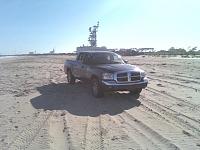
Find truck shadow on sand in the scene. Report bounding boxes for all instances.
[30,82,141,117]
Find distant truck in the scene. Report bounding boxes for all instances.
[64,51,148,97]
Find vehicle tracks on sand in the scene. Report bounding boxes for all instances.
[98,114,142,150]
[48,112,70,150]
[64,113,88,150]
[117,111,180,150]
[8,111,53,150]
[84,116,104,150]
[109,92,200,149]
[150,74,200,85]
[139,95,200,137]
[122,107,200,149]
[148,77,200,91]
[146,87,200,111]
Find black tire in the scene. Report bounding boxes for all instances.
[91,78,104,98]
[67,70,75,84]
[129,88,142,95]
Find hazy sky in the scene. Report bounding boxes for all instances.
[0,0,199,55]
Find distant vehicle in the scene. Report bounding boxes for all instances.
[64,51,148,97]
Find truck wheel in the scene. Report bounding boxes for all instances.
[129,88,142,95]
[91,78,104,98]
[67,70,75,84]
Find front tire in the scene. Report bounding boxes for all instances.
[67,70,75,84]
[91,78,104,98]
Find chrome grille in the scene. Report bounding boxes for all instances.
[130,72,140,81]
[117,73,128,82]
[116,71,140,82]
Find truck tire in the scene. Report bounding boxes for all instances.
[91,78,104,98]
[129,88,142,95]
[67,70,75,84]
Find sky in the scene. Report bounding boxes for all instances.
[0,0,199,55]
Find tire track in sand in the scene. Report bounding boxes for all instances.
[135,104,200,149]
[48,112,69,150]
[59,112,89,150]
[100,114,144,150]
[116,111,180,150]
[150,74,200,85]
[148,76,200,91]
[139,96,200,137]
[8,111,53,150]
[146,87,200,111]
[84,116,103,150]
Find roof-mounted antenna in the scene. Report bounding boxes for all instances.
[88,21,99,47]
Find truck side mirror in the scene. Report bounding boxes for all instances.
[124,60,128,63]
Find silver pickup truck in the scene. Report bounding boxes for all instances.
[64,51,148,97]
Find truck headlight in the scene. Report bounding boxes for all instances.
[102,73,114,80]
[141,71,146,77]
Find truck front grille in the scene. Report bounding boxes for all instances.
[130,72,140,81]
[117,73,128,82]
[116,72,140,82]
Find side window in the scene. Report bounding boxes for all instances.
[83,53,90,64]
[83,53,87,63]
[77,54,81,61]
[81,53,86,63]
[82,53,92,64]
[77,53,91,64]
[77,53,84,62]
[87,53,92,62]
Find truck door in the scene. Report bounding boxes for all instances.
[73,53,85,78]
[81,53,91,79]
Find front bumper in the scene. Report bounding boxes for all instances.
[101,78,148,91]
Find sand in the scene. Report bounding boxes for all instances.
[0,55,200,150]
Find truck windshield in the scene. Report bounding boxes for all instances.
[90,53,124,64]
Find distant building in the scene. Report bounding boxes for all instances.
[116,48,155,56]
[137,48,154,52]
[76,46,111,53]
[50,49,55,54]
[29,52,34,55]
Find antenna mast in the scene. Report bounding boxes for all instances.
[88,21,99,47]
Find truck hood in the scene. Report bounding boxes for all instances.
[95,64,143,73]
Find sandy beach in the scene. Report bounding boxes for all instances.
[0,55,200,150]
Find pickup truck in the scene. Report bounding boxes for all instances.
[64,51,148,97]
